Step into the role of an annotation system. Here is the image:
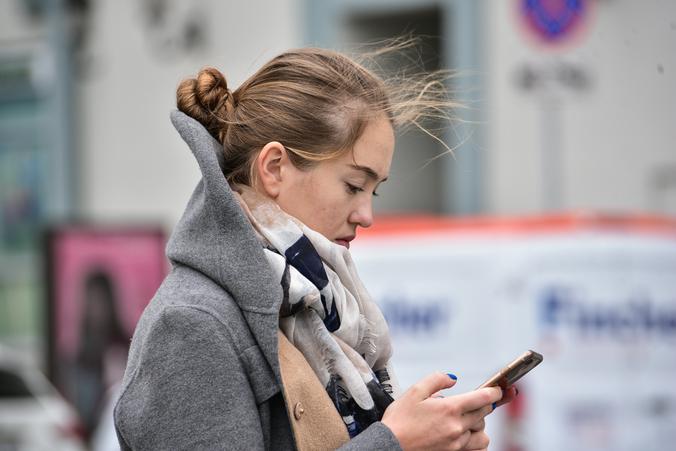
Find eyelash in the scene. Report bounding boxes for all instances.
[345,183,379,197]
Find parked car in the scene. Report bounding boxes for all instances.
[0,345,86,451]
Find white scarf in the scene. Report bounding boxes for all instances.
[233,185,400,437]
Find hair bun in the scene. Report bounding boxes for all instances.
[195,67,230,111]
[176,67,231,142]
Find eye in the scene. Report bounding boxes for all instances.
[345,183,363,195]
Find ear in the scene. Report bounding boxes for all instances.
[254,141,289,198]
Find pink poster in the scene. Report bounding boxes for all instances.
[45,226,167,437]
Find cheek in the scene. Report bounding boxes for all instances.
[301,178,348,235]
[307,207,345,241]
[314,203,342,229]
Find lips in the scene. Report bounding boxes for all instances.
[335,236,355,249]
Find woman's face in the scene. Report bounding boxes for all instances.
[274,117,394,248]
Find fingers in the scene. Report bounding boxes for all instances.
[494,385,517,408]
[409,372,458,401]
[453,386,503,413]
[464,430,490,450]
[460,404,493,430]
[469,418,485,432]
[456,430,472,450]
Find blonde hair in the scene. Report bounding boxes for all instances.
[176,41,459,185]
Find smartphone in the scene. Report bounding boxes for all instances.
[477,350,543,389]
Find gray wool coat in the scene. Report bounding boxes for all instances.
[113,111,403,450]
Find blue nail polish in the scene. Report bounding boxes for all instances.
[492,402,497,410]
[447,373,458,380]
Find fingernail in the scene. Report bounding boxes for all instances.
[492,402,497,410]
[447,373,458,380]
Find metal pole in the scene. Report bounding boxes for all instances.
[442,0,484,215]
[540,92,563,211]
[45,0,74,220]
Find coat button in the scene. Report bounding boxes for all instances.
[293,402,305,420]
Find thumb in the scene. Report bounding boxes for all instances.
[411,372,458,400]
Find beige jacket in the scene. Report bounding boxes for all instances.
[278,331,350,450]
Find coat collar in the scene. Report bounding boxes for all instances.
[166,110,283,380]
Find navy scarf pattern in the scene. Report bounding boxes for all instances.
[233,185,400,437]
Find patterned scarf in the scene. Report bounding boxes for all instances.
[233,185,400,437]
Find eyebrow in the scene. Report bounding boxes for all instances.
[349,164,388,182]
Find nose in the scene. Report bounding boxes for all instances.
[349,198,374,229]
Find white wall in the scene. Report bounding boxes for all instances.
[486,0,676,215]
[75,0,302,227]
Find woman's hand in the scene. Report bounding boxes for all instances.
[463,417,489,451]
[461,385,517,451]
[381,372,503,451]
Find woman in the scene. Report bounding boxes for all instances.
[74,270,128,439]
[114,47,515,450]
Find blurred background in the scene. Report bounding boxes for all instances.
[0,0,675,450]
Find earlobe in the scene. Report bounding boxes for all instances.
[255,141,287,198]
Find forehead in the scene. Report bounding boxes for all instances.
[341,117,395,178]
